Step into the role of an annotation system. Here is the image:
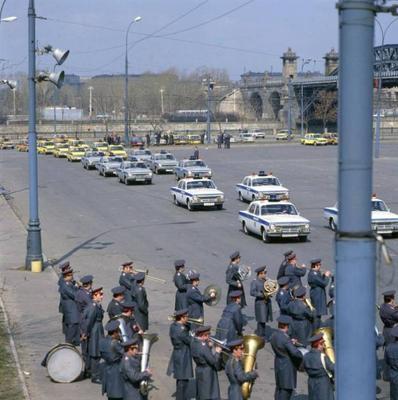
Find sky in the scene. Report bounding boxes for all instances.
[1,0,397,81]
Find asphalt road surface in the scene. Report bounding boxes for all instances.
[1,142,397,399]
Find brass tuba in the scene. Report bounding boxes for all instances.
[304,298,315,312]
[139,333,159,395]
[241,334,265,399]
[263,279,278,300]
[313,327,335,364]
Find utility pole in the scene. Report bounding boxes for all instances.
[300,59,312,137]
[88,86,93,119]
[287,78,293,139]
[160,88,164,115]
[12,88,16,116]
[336,1,376,399]
[204,77,214,144]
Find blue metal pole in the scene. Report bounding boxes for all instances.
[287,78,292,138]
[26,0,43,269]
[206,79,211,144]
[336,1,376,399]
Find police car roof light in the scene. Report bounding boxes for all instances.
[258,171,266,176]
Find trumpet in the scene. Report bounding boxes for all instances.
[167,315,204,325]
[208,336,230,353]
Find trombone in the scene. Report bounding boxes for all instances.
[134,268,167,284]
[167,315,204,325]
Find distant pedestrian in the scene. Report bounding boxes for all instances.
[164,133,169,145]
[200,131,205,144]
[146,133,151,147]
[193,146,199,160]
[217,133,223,149]
[224,133,231,149]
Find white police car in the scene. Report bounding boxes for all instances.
[236,171,289,202]
[175,158,212,180]
[170,178,224,211]
[324,195,398,236]
[239,200,310,242]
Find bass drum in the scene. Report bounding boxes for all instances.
[45,344,84,383]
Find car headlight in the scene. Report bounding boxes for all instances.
[303,224,310,230]
[269,224,276,231]
[148,172,153,177]
[217,195,224,201]
[187,171,193,177]
[208,170,212,175]
[192,195,199,201]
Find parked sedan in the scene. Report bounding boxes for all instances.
[81,151,105,170]
[97,156,124,177]
[147,152,178,174]
[175,159,212,180]
[117,161,153,185]
[129,149,152,162]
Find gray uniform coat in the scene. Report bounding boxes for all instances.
[308,271,330,317]
[119,272,136,302]
[303,349,334,400]
[174,272,189,311]
[250,278,273,323]
[287,299,314,346]
[284,263,306,290]
[82,302,104,357]
[99,336,124,398]
[276,288,292,315]
[107,299,124,319]
[192,340,223,399]
[215,303,244,342]
[134,286,149,331]
[386,342,398,400]
[167,322,193,379]
[75,288,92,319]
[60,281,80,324]
[187,286,211,319]
[225,356,257,400]
[226,264,247,307]
[380,303,398,344]
[120,354,151,400]
[270,330,303,390]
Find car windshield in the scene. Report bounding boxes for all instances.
[156,154,175,160]
[252,177,280,186]
[109,146,124,151]
[94,142,107,147]
[186,180,216,190]
[260,204,298,215]
[134,150,151,156]
[185,160,206,167]
[70,147,82,152]
[131,162,147,169]
[372,200,388,211]
[85,152,94,157]
[109,157,123,162]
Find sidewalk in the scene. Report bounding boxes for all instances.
[0,197,96,400]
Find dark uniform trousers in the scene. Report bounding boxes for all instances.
[385,342,398,400]
[225,356,257,400]
[120,354,151,400]
[226,264,247,307]
[192,339,223,400]
[167,322,194,400]
[60,281,80,346]
[270,330,303,400]
[99,336,124,400]
[303,349,334,400]
[250,278,272,338]
[284,263,306,290]
[308,270,330,330]
[174,272,189,311]
[82,302,104,381]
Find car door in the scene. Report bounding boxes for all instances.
[176,181,185,203]
[242,177,251,201]
[252,204,262,234]
[245,203,257,232]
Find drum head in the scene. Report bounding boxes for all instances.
[47,344,83,383]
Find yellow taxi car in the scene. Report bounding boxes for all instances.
[322,133,338,145]
[186,134,201,145]
[53,143,70,158]
[107,144,128,159]
[67,146,85,162]
[92,142,109,152]
[67,139,90,151]
[38,140,55,154]
[300,133,328,146]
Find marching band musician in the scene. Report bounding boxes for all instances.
[379,290,398,344]
[134,272,149,332]
[173,259,190,311]
[250,266,273,339]
[186,272,216,324]
[192,325,223,400]
[303,333,335,400]
[81,286,105,384]
[276,276,292,316]
[225,338,258,400]
[284,253,306,290]
[59,267,81,346]
[226,251,247,307]
[307,258,332,329]
[385,326,398,399]
[99,320,124,400]
[215,290,245,342]
[120,338,153,400]
[287,286,315,346]
[57,261,71,335]
[119,261,137,303]
[277,250,293,279]
[107,286,126,319]
[119,300,143,341]
[167,308,194,400]
[270,315,303,400]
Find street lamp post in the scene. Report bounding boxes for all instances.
[124,16,142,147]
[300,59,312,137]
[374,17,398,158]
[160,88,164,115]
[0,0,17,22]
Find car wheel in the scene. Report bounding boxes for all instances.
[252,195,256,202]
[124,177,129,185]
[187,200,194,211]
[299,236,308,242]
[242,221,249,235]
[216,204,223,210]
[174,195,179,206]
[238,192,244,201]
[261,228,271,243]
[119,176,123,183]
[329,218,337,231]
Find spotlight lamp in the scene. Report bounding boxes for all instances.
[36,70,65,89]
[41,45,70,66]
[0,79,17,89]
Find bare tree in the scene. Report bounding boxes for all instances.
[313,90,337,131]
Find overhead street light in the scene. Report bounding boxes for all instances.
[1,79,17,89]
[1,16,17,22]
[36,70,65,89]
[40,45,70,66]
[124,16,142,146]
